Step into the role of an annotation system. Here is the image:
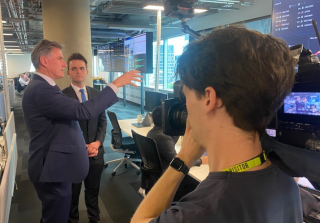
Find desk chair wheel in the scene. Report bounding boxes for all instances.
[112,171,116,176]
[104,164,108,169]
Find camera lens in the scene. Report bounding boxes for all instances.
[169,103,188,131]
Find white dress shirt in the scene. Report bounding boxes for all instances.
[71,83,88,103]
[19,77,29,87]
[34,72,56,86]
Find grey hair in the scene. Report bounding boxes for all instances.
[31,39,64,69]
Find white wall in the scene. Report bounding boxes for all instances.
[7,54,32,78]
[161,0,273,39]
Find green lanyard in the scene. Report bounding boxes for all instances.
[222,151,267,173]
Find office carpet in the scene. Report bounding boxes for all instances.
[9,94,144,223]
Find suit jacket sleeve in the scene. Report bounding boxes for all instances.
[96,110,107,145]
[33,83,118,120]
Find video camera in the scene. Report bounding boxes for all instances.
[162,80,187,136]
[161,1,201,136]
[164,0,198,19]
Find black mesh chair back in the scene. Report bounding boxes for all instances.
[14,77,24,93]
[107,111,122,149]
[105,111,141,176]
[13,77,19,90]
[132,130,163,193]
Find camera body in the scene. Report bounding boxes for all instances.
[163,71,320,148]
[275,69,320,151]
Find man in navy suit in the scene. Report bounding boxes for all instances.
[62,53,107,223]
[22,39,141,223]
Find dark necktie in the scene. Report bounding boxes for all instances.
[79,89,87,102]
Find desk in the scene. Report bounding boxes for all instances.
[118,119,209,182]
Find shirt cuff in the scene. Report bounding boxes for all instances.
[108,83,119,94]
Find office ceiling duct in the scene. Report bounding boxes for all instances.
[0,0,254,52]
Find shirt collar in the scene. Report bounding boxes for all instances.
[34,72,56,86]
[71,83,86,93]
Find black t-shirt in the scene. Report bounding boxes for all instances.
[150,164,303,223]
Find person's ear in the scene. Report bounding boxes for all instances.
[204,87,222,114]
[39,56,48,68]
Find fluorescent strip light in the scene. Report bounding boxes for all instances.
[8,53,24,55]
[194,9,208,13]
[210,6,239,10]
[3,33,13,36]
[5,45,19,47]
[98,50,114,52]
[5,48,21,51]
[143,5,164,10]
[2,20,6,23]
[202,0,239,2]
[4,41,17,43]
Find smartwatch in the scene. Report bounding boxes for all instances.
[170,157,189,175]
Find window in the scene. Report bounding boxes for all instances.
[148,40,164,89]
[244,17,271,34]
[166,35,189,90]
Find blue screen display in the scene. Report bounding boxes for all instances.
[284,92,320,116]
[272,0,320,56]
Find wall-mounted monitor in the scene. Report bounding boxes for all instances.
[271,0,320,56]
[124,32,153,73]
[98,32,153,73]
[98,41,125,72]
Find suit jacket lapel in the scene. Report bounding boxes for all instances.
[86,86,92,100]
[68,85,80,101]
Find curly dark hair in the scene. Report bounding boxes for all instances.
[67,52,88,70]
[176,26,296,135]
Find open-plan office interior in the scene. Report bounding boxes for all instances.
[1,0,319,222]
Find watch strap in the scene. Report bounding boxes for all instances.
[170,157,189,175]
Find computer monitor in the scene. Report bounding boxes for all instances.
[271,0,320,56]
[124,32,153,73]
[97,32,153,73]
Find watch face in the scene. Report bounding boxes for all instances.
[170,158,184,170]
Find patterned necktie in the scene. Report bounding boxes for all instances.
[79,89,87,102]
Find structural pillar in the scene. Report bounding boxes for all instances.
[42,0,92,89]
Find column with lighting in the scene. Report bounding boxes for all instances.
[42,0,92,89]
[0,2,11,121]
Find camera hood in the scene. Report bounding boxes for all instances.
[262,133,320,188]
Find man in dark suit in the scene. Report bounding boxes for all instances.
[22,39,141,223]
[62,53,106,223]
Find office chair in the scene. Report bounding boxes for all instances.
[131,130,163,195]
[14,77,24,95]
[104,111,141,176]
[132,130,199,200]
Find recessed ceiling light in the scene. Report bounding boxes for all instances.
[194,9,208,13]
[143,5,164,10]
